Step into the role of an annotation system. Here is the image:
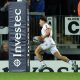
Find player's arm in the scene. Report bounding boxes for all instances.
[36,28,51,42]
[33,28,51,42]
[41,28,51,39]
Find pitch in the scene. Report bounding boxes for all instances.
[0,72,79,80]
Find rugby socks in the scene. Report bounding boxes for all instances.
[67,60,73,65]
[40,60,46,65]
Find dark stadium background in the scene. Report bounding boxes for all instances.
[0,0,80,61]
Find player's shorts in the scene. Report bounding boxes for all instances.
[40,42,59,55]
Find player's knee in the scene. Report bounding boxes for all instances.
[34,48,40,55]
[59,55,65,60]
[34,46,42,55]
[57,55,63,60]
[35,46,41,55]
[34,49,38,55]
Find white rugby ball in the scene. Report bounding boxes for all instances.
[33,36,40,43]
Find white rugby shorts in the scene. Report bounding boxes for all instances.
[40,41,59,54]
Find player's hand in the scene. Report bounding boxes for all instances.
[33,36,44,43]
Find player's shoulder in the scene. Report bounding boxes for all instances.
[43,23,51,29]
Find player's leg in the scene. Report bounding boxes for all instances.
[53,51,77,71]
[35,45,46,67]
[54,51,70,62]
[35,42,51,70]
[35,42,51,62]
[35,45,43,61]
[50,46,77,71]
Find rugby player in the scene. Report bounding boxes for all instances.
[34,16,77,71]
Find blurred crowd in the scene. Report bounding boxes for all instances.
[0,40,8,60]
[0,0,80,26]
[0,0,80,60]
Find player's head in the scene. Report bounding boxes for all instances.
[39,16,47,27]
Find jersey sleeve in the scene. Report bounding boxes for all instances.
[44,24,51,30]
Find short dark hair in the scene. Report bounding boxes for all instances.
[40,16,47,22]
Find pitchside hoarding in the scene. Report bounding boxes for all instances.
[30,60,80,72]
[0,61,80,72]
[9,2,30,72]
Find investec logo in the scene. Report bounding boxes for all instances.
[13,9,22,67]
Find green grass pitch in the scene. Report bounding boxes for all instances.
[0,72,80,80]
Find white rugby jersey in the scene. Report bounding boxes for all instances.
[41,23,56,44]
